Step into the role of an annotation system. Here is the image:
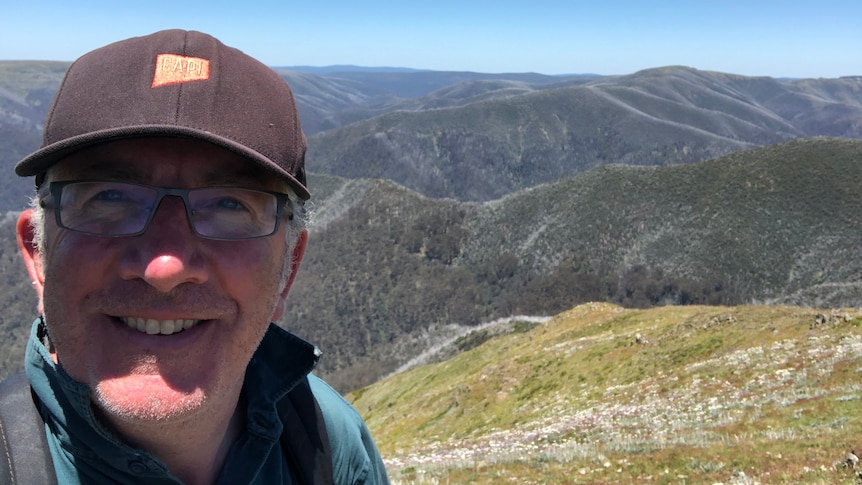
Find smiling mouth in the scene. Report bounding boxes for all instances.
[119,317,201,335]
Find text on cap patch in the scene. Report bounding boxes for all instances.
[152,54,210,88]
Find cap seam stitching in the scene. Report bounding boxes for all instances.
[173,31,191,125]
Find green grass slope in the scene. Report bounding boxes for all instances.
[350,303,862,484]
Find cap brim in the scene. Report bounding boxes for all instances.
[16,125,311,200]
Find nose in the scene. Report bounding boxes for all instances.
[119,196,209,292]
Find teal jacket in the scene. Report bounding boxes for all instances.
[24,318,390,484]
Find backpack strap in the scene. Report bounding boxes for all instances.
[0,372,58,485]
[278,377,333,485]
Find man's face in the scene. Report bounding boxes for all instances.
[20,137,303,424]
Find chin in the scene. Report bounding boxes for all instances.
[93,374,208,424]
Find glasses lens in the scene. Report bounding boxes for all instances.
[58,182,155,236]
[188,187,280,239]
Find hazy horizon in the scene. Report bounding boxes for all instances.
[3,0,860,79]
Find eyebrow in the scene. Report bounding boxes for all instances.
[199,168,268,187]
[66,160,277,189]
[61,161,146,181]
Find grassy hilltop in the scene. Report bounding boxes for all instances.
[350,303,862,484]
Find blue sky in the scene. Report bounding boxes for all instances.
[2,0,860,78]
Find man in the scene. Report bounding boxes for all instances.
[0,29,389,484]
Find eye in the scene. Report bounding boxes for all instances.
[189,188,274,221]
[214,197,249,211]
[73,185,137,207]
[92,188,127,201]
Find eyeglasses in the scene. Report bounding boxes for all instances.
[46,181,291,240]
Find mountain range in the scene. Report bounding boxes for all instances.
[3,62,861,208]
[284,137,862,390]
[304,67,862,201]
[1,62,861,392]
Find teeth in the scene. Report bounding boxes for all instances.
[121,317,200,335]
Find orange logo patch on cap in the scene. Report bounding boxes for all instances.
[152,54,211,88]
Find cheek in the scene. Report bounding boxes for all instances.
[42,226,96,282]
[44,216,117,262]
[42,231,114,292]
[39,232,116,341]
[211,240,287,314]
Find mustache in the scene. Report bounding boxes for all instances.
[77,280,237,318]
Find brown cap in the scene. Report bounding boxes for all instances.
[15,29,310,200]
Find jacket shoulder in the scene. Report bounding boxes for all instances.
[307,375,390,484]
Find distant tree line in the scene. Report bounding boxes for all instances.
[477,254,738,317]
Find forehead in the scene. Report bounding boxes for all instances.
[47,137,283,190]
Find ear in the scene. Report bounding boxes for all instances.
[271,230,307,321]
[17,209,45,308]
